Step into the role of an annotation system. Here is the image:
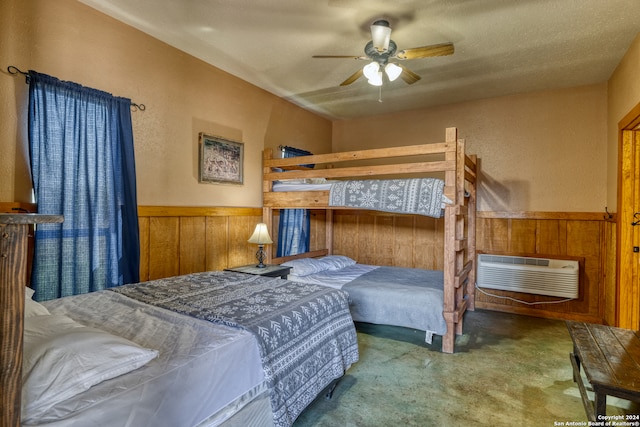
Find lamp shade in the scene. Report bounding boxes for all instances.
[362,62,380,80]
[248,223,273,244]
[385,63,402,81]
[370,19,391,52]
[367,71,383,86]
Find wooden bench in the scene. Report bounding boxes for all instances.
[566,321,640,421]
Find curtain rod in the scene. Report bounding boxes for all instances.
[7,65,145,111]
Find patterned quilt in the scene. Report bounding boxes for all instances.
[329,178,446,217]
[111,271,359,427]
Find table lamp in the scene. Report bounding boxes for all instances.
[248,223,273,268]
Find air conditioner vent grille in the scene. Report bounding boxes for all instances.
[480,254,550,267]
[477,254,578,298]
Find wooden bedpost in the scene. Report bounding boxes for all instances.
[442,128,458,354]
[1,214,63,427]
[263,149,274,264]
[441,127,478,353]
[325,209,333,255]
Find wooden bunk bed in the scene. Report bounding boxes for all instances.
[262,127,477,354]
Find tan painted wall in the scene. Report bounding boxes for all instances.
[0,0,331,206]
[333,84,608,213]
[2,0,635,215]
[607,33,640,211]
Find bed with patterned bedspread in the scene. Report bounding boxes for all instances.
[112,270,359,427]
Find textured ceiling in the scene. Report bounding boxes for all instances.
[79,0,640,120]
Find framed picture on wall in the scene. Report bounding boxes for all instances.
[199,133,244,184]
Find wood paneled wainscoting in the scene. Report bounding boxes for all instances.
[330,209,615,324]
[476,211,616,324]
[140,207,616,325]
[138,206,264,281]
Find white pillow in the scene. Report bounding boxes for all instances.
[22,314,158,419]
[25,286,35,299]
[319,255,357,270]
[24,287,50,317]
[282,255,357,276]
[282,258,328,276]
[277,178,307,184]
[305,178,328,184]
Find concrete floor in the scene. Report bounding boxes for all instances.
[294,309,640,427]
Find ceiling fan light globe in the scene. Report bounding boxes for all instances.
[370,20,391,52]
[362,62,380,80]
[385,63,402,81]
[367,71,383,86]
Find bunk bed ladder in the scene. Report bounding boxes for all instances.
[442,129,477,354]
[466,153,478,313]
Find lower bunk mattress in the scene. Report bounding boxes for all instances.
[283,256,447,343]
[25,271,359,427]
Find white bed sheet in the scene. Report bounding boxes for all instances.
[30,290,267,427]
[288,264,378,288]
[272,182,333,192]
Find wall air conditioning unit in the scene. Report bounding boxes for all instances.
[477,254,579,299]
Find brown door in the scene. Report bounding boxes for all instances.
[617,104,640,329]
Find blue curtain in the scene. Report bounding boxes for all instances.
[28,71,140,301]
[276,146,312,257]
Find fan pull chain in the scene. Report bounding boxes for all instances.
[378,85,383,102]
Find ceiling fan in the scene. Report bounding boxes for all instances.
[313,19,454,87]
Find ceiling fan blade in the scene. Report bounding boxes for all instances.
[312,55,368,60]
[340,69,364,86]
[395,42,454,60]
[398,65,421,85]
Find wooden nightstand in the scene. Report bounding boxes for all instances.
[225,264,292,279]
